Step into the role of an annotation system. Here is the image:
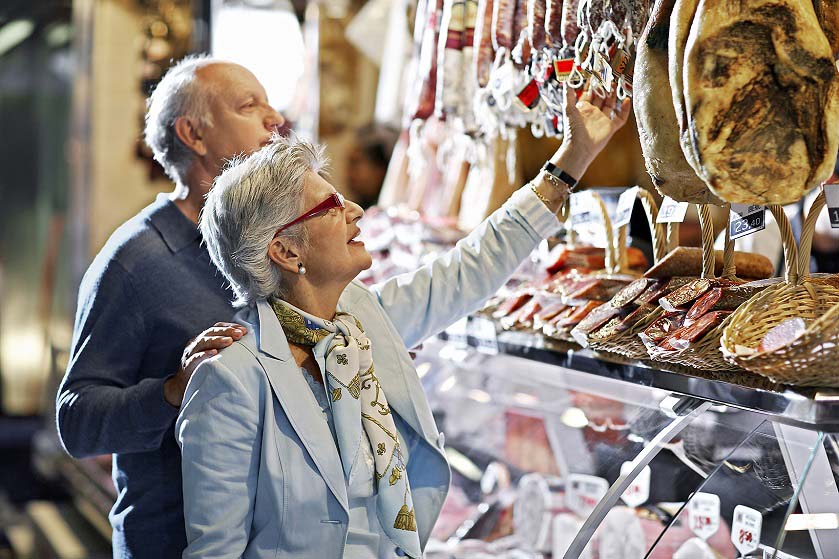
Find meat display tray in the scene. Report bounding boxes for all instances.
[439,323,839,431]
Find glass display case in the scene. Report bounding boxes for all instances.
[418,322,839,559]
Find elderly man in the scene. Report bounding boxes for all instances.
[55,55,284,558]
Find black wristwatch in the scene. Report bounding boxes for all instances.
[542,161,579,190]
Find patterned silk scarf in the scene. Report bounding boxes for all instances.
[269,298,421,558]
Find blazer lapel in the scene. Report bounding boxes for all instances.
[254,301,349,512]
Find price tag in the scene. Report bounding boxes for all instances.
[824,184,839,228]
[467,316,498,354]
[567,474,609,518]
[731,505,762,557]
[729,204,766,240]
[570,190,597,225]
[491,59,515,97]
[445,317,468,347]
[619,462,650,508]
[614,186,640,228]
[688,492,721,541]
[656,197,690,224]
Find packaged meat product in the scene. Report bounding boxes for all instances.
[685,283,763,319]
[557,300,603,326]
[643,246,774,280]
[634,0,721,204]
[573,302,624,334]
[567,277,631,301]
[615,303,657,332]
[611,278,653,308]
[533,299,569,327]
[636,277,694,305]
[759,317,808,353]
[492,292,532,318]
[492,0,517,50]
[501,295,543,328]
[683,0,839,204]
[473,0,496,87]
[666,310,731,349]
[408,0,444,120]
[643,312,686,342]
[660,278,712,311]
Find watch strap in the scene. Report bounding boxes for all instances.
[543,161,579,189]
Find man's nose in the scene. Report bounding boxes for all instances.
[346,199,364,222]
[265,107,285,132]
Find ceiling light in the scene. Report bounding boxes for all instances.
[0,20,35,57]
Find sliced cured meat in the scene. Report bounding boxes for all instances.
[557,300,603,326]
[643,313,686,341]
[492,292,533,318]
[574,303,624,334]
[685,283,763,319]
[611,278,653,308]
[567,278,631,301]
[635,277,693,304]
[501,296,543,327]
[759,317,808,352]
[627,246,650,270]
[633,0,721,204]
[683,0,839,204]
[616,303,657,332]
[589,316,625,341]
[685,286,721,319]
[660,278,712,310]
[533,299,569,326]
[673,310,731,343]
[643,246,774,280]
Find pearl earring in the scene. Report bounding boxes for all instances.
[297,263,306,275]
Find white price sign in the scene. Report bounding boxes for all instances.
[467,316,498,355]
[824,184,839,228]
[656,197,690,224]
[619,463,650,508]
[688,492,721,541]
[445,317,469,347]
[730,203,766,240]
[614,186,640,228]
[731,505,762,556]
[567,474,609,518]
[570,190,598,225]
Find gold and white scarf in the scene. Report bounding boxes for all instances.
[270,298,421,558]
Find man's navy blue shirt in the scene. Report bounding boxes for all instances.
[56,193,236,558]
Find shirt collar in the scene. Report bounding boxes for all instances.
[148,193,201,253]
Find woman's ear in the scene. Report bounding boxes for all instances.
[267,236,302,275]
[174,115,207,157]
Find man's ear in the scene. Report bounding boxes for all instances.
[267,236,302,275]
[174,116,207,157]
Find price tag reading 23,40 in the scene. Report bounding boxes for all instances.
[730,204,766,240]
[688,492,721,541]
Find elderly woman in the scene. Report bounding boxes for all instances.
[176,86,629,559]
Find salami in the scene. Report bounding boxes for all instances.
[512,0,529,42]
[561,0,583,48]
[461,0,479,128]
[410,0,445,120]
[436,0,466,119]
[527,0,547,50]
[545,0,564,47]
[616,303,657,331]
[492,0,517,50]
[685,284,763,319]
[644,313,686,342]
[474,0,496,87]
[759,317,808,352]
[611,278,653,308]
[671,310,731,343]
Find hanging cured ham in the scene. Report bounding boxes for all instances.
[633,0,721,204]
[682,0,839,204]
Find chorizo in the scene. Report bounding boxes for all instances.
[529,0,548,50]
[474,0,496,87]
[492,0,516,50]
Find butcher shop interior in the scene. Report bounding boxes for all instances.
[3,0,839,557]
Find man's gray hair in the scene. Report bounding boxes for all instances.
[144,54,218,183]
[201,136,328,307]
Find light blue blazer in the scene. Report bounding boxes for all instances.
[175,187,559,558]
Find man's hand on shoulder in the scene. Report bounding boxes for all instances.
[164,322,248,408]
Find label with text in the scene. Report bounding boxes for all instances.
[656,197,690,224]
[619,463,650,508]
[824,184,839,228]
[570,190,598,226]
[567,474,609,518]
[614,186,640,228]
[729,204,766,240]
[467,316,498,354]
[731,505,762,556]
[688,492,721,541]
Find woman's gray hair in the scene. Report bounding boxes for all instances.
[144,54,218,183]
[201,136,328,307]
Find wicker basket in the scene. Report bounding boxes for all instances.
[542,190,625,343]
[643,204,745,372]
[720,191,839,387]
[581,188,676,359]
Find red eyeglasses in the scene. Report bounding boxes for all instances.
[274,192,346,236]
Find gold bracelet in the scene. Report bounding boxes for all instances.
[530,183,552,207]
[542,170,572,194]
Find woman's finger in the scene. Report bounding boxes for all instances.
[191,335,234,353]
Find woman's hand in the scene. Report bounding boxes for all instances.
[552,82,632,180]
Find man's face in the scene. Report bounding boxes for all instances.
[197,63,285,176]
